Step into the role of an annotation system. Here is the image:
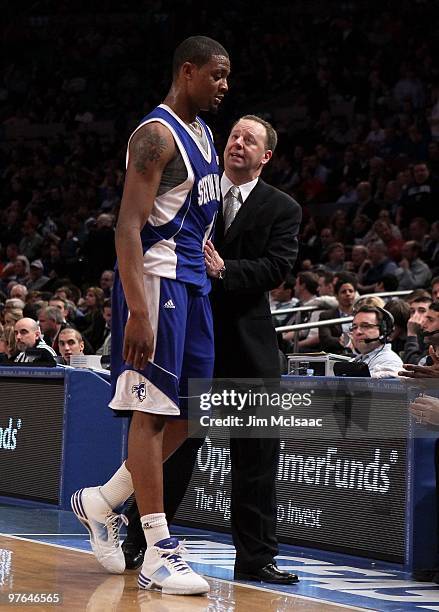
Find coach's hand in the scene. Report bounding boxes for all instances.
[123,313,154,370]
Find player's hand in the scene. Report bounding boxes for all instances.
[204,240,224,278]
[123,313,154,370]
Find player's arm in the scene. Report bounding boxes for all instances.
[116,122,175,370]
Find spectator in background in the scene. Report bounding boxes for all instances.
[283,272,322,352]
[270,274,297,327]
[424,222,439,273]
[358,241,398,293]
[403,296,437,365]
[76,286,106,352]
[9,283,28,301]
[349,181,381,221]
[368,219,404,262]
[0,324,15,361]
[432,276,439,302]
[37,306,66,353]
[48,296,71,325]
[3,307,23,329]
[12,255,30,286]
[97,299,112,357]
[409,217,430,252]
[19,221,44,262]
[26,259,50,291]
[319,274,357,355]
[13,317,57,364]
[347,244,369,276]
[4,298,25,313]
[99,270,114,298]
[385,298,411,357]
[398,163,438,226]
[396,240,432,290]
[376,274,400,296]
[322,242,347,273]
[58,328,85,365]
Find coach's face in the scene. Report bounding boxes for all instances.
[224,119,272,179]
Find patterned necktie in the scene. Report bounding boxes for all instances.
[223,185,241,233]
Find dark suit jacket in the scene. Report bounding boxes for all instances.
[318,307,353,355]
[210,178,301,378]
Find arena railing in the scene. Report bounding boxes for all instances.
[271,290,412,319]
[273,290,412,353]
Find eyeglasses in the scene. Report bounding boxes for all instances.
[349,323,379,332]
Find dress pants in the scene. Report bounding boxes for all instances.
[230,435,279,571]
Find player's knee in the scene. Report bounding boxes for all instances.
[132,410,166,434]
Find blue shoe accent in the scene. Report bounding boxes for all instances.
[154,537,179,549]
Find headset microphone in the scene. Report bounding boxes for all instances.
[422,329,439,338]
[363,337,381,344]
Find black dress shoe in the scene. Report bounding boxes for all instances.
[122,540,146,570]
[234,562,299,584]
[413,568,439,583]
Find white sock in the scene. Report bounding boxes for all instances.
[141,513,170,548]
[99,462,134,509]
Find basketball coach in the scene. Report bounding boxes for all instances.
[204,114,301,583]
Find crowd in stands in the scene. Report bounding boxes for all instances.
[1,1,438,364]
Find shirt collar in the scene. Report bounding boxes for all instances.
[221,173,259,203]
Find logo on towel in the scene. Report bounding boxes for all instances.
[131,382,147,402]
[164,299,175,309]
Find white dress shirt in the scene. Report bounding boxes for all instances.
[221,174,259,222]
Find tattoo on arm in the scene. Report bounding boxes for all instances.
[132,128,168,174]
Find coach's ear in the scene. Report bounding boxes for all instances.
[261,150,273,166]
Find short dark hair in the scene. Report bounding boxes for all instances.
[431,276,439,287]
[317,271,334,284]
[380,274,399,292]
[298,271,319,295]
[385,299,410,329]
[238,114,278,152]
[335,275,357,294]
[172,36,228,76]
[429,302,439,313]
[406,289,432,304]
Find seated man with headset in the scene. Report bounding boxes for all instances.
[334,305,403,378]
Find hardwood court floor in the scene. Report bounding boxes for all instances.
[0,535,363,611]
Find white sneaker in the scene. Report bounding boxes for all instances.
[71,487,128,574]
[138,537,210,595]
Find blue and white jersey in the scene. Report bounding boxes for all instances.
[126,104,220,294]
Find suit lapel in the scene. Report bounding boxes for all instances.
[221,179,266,245]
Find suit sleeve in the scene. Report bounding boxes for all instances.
[318,311,343,353]
[223,197,301,293]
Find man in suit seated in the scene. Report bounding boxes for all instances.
[318,273,357,355]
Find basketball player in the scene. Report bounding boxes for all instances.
[71,36,230,595]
